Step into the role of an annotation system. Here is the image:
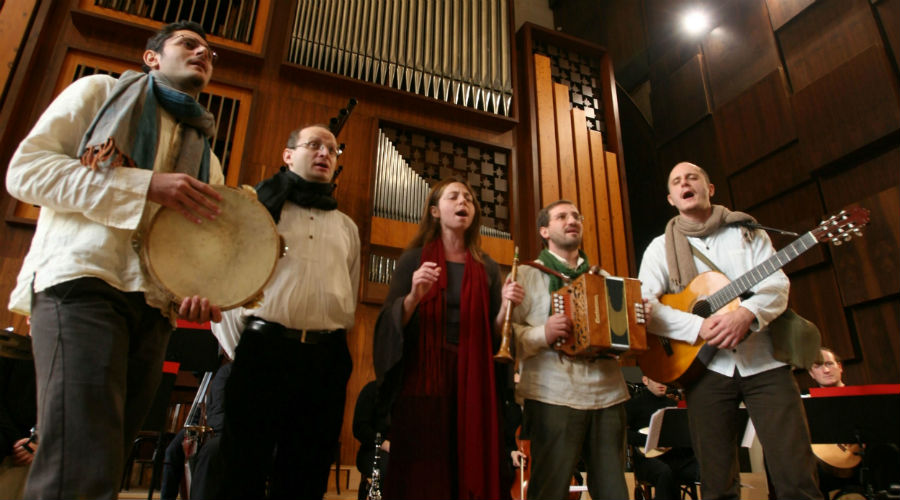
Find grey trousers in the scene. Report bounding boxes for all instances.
[685,366,822,500]
[523,399,627,500]
[25,277,171,500]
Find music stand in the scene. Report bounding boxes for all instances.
[803,393,900,498]
[804,393,900,445]
[645,406,757,480]
[644,407,693,451]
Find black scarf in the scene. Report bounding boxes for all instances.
[255,167,337,223]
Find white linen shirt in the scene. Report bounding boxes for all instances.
[511,250,629,410]
[6,74,224,317]
[210,202,360,358]
[638,225,790,377]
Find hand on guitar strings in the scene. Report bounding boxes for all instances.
[699,307,755,349]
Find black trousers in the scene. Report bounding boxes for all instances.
[220,327,352,499]
[685,367,821,500]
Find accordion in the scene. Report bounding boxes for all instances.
[551,273,648,358]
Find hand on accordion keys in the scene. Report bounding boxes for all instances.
[544,313,573,346]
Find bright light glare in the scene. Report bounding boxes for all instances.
[682,9,710,36]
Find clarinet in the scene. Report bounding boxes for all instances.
[367,432,383,500]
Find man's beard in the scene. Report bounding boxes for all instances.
[186,73,205,91]
[550,232,582,251]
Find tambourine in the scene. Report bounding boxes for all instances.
[139,185,282,310]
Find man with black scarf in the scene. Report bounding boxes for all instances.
[211,124,359,499]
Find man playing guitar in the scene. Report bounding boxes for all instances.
[638,162,821,499]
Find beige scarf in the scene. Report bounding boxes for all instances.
[664,204,756,291]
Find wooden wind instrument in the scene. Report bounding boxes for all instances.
[494,246,519,363]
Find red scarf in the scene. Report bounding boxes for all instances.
[418,239,502,499]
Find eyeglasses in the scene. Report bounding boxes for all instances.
[171,34,218,64]
[292,141,343,157]
[552,211,585,223]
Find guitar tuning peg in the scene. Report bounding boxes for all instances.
[833,239,843,246]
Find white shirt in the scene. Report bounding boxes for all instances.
[211,202,360,358]
[6,75,224,317]
[511,250,629,410]
[638,225,789,377]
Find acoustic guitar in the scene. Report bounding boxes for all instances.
[638,208,870,385]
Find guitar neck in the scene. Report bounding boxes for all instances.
[706,231,818,313]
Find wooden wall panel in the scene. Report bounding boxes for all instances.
[647,39,702,88]
[850,298,900,383]
[747,182,827,275]
[729,143,807,210]
[792,46,900,169]
[595,0,647,75]
[766,0,816,31]
[0,223,32,335]
[778,0,883,92]
[0,0,40,105]
[534,53,560,206]
[644,0,698,76]
[590,131,616,273]
[788,267,854,361]
[819,148,900,212]
[572,108,600,266]
[657,117,727,204]
[875,0,900,69]
[828,186,900,307]
[343,303,380,469]
[605,151,629,277]
[651,54,711,144]
[554,82,578,204]
[713,69,797,175]
[701,0,782,107]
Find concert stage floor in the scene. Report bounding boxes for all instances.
[118,471,771,499]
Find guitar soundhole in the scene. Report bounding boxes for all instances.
[693,300,712,318]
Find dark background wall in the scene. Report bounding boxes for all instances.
[554,0,900,388]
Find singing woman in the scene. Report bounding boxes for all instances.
[373,177,522,499]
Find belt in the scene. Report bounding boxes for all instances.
[245,318,345,345]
